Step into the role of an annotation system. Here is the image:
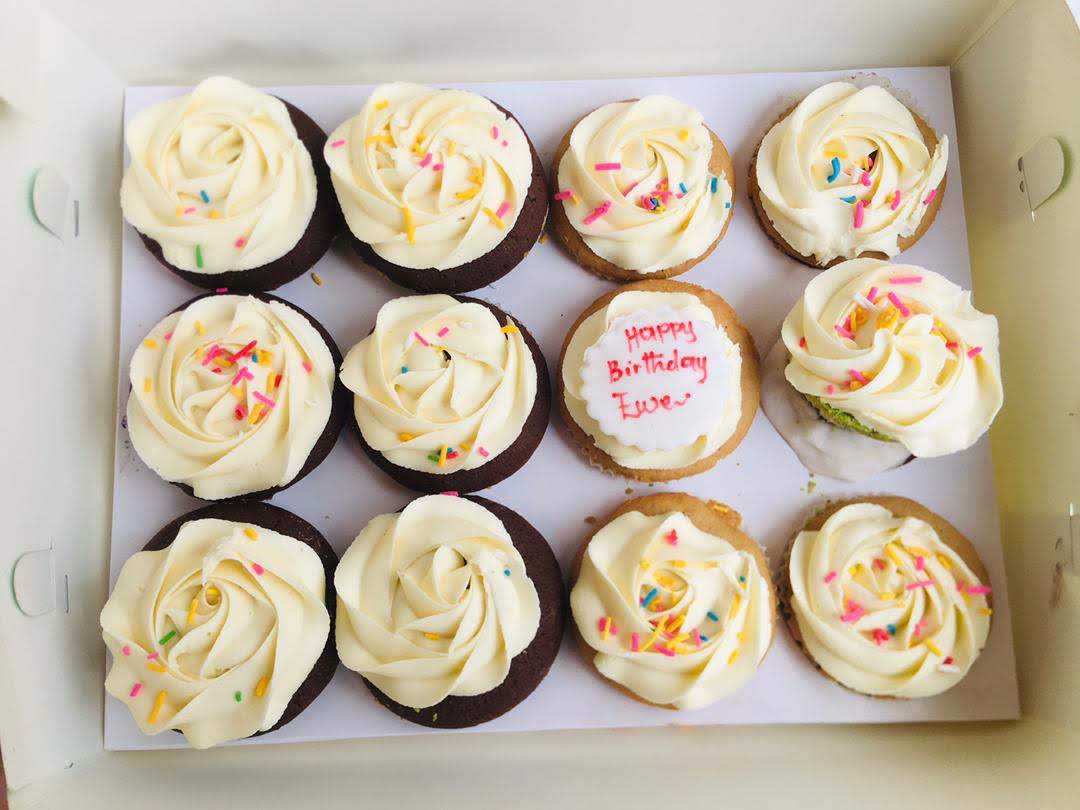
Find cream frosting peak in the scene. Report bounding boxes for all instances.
[334,495,540,709]
[100,518,330,749]
[326,83,533,270]
[120,76,318,274]
[557,95,732,273]
[755,82,947,265]
[788,502,991,697]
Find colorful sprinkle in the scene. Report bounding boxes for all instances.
[215,287,228,294]
[146,652,159,661]
[187,597,198,626]
[890,190,902,210]
[195,245,204,268]
[311,272,324,286]
[330,139,345,148]
[158,630,177,646]
[234,691,243,703]
[631,632,641,652]
[251,563,265,576]
[834,323,855,340]
[848,368,869,386]
[403,205,416,244]
[841,605,865,623]
[887,291,911,317]
[967,346,983,358]
[143,377,152,393]
[727,650,739,665]
[438,445,449,468]
[148,691,167,723]
[915,556,925,571]
[826,157,841,183]
[923,189,937,205]
[906,580,935,590]
[200,190,210,203]
[122,646,131,656]
[419,153,432,168]
[642,588,659,608]
[495,201,511,220]
[243,527,259,541]
[890,276,923,284]
[501,323,520,335]
[665,530,678,546]
[710,176,719,193]
[824,571,838,584]
[130,683,142,698]
[146,662,167,674]
[594,162,621,172]
[208,209,222,220]
[826,384,836,395]
[412,331,430,347]
[477,446,490,458]
[978,608,993,616]
[491,126,499,140]
[840,195,857,204]
[255,677,269,697]
[924,638,943,656]
[554,190,575,201]
[853,200,866,228]
[583,201,612,226]
[860,171,872,187]
[966,585,992,595]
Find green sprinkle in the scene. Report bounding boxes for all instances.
[195,244,204,268]
[158,629,177,645]
[427,454,440,462]
[234,691,242,703]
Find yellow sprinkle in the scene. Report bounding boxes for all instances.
[639,559,651,570]
[482,207,506,229]
[144,338,158,349]
[187,597,198,626]
[248,403,263,425]
[469,167,484,183]
[255,677,270,698]
[879,592,897,601]
[667,613,686,634]
[849,306,867,330]
[195,320,206,336]
[906,546,930,557]
[824,142,849,159]
[148,691,167,724]
[438,445,448,468]
[727,650,740,665]
[639,629,659,653]
[375,99,389,110]
[924,638,943,656]
[672,560,686,568]
[259,351,272,366]
[849,564,860,576]
[885,543,904,566]
[679,129,690,141]
[143,377,152,393]
[447,140,456,157]
[538,231,547,244]
[311,271,324,286]
[244,527,259,541]
[366,134,392,146]
[978,608,993,616]
[737,632,747,641]
[848,380,863,391]
[729,594,741,619]
[424,632,441,641]
[501,324,520,334]
[671,632,690,645]
[877,305,900,332]
[398,432,415,442]
[656,615,669,633]
[459,441,472,451]
[147,662,168,674]
[230,386,243,398]
[403,206,416,244]
[208,209,222,219]
[937,554,952,569]
[601,617,611,641]
[569,193,578,205]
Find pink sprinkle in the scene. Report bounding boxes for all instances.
[253,391,276,409]
[957,581,966,592]
[967,585,992,595]
[582,200,612,226]
[330,139,345,148]
[631,632,640,652]
[890,190,902,211]
[923,189,937,205]
[890,276,923,284]
[501,139,508,147]
[419,153,432,168]
[799,336,807,348]
[215,287,228,294]
[437,326,450,338]
[130,683,143,698]
[834,324,855,340]
[848,368,869,385]
[164,332,173,342]
[642,196,655,210]
[413,331,430,347]
[658,646,676,658]
[665,530,678,546]
[432,163,444,171]
[301,361,313,373]
[183,207,197,215]
[147,652,159,661]
[234,405,247,421]
[915,619,928,635]
[495,201,510,220]
[234,238,246,248]
[824,571,838,584]
[967,346,983,358]
[623,181,639,196]
[598,617,617,636]
[841,605,865,624]
[554,190,575,201]
[915,556,925,571]
[439,491,459,496]
[477,446,490,458]
[826,384,836,395]
[691,629,702,648]
[874,558,886,570]
[491,125,499,140]
[860,171,871,187]
[594,162,622,171]
[873,628,889,646]
[232,367,254,386]
[867,286,879,302]
[946,341,959,349]
[853,200,866,228]
[907,580,935,590]
[252,563,265,576]
[887,291,911,317]
[122,646,131,656]
[201,345,221,367]
[944,656,954,665]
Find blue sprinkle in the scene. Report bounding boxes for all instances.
[200,189,210,203]
[642,588,659,608]
[710,176,718,194]
[706,610,719,622]
[251,351,258,363]
[827,156,841,183]
[503,569,511,577]
[887,624,897,636]
[699,634,709,642]
[725,201,731,208]
[401,366,408,374]
[739,575,746,583]
[678,182,688,195]
[841,196,857,204]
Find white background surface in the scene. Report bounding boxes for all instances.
[107,66,1019,751]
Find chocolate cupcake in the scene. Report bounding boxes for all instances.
[339,293,549,493]
[121,76,340,292]
[127,292,347,500]
[551,95,734,282]
[325,83,547,293]
[100,501,338,749]
[759,258,1003,481]
[748,81,947,269]
[779,496,993,698]
[335,494,565,728]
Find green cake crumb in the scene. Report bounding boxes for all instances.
[804,394,896,442]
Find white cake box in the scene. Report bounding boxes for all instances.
[2,0,1079,806]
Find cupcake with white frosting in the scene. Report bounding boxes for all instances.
[749,81,947,268]
[335,494,565,727]
[570,493,775,709]
[780,496,993,698]
[551,95,735,282]
[339,293,550,493]
[126,293,346,500]
[760,258,1003,481]
[100,502,337,749]
[325,83,548,293]
[121,76,340,291]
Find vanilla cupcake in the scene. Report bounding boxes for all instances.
[780,496,993,698]
[570,493,775,709]
[326,83,548,293]
[551,95,734,282]
[335,494,565,727]
[749,81,947,268]
[339,294,549,493]
[100,502,337,749]
[558,279,758,481]
[121,76,339,291]
[760,258,1003,481]
[127,293,346,500]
